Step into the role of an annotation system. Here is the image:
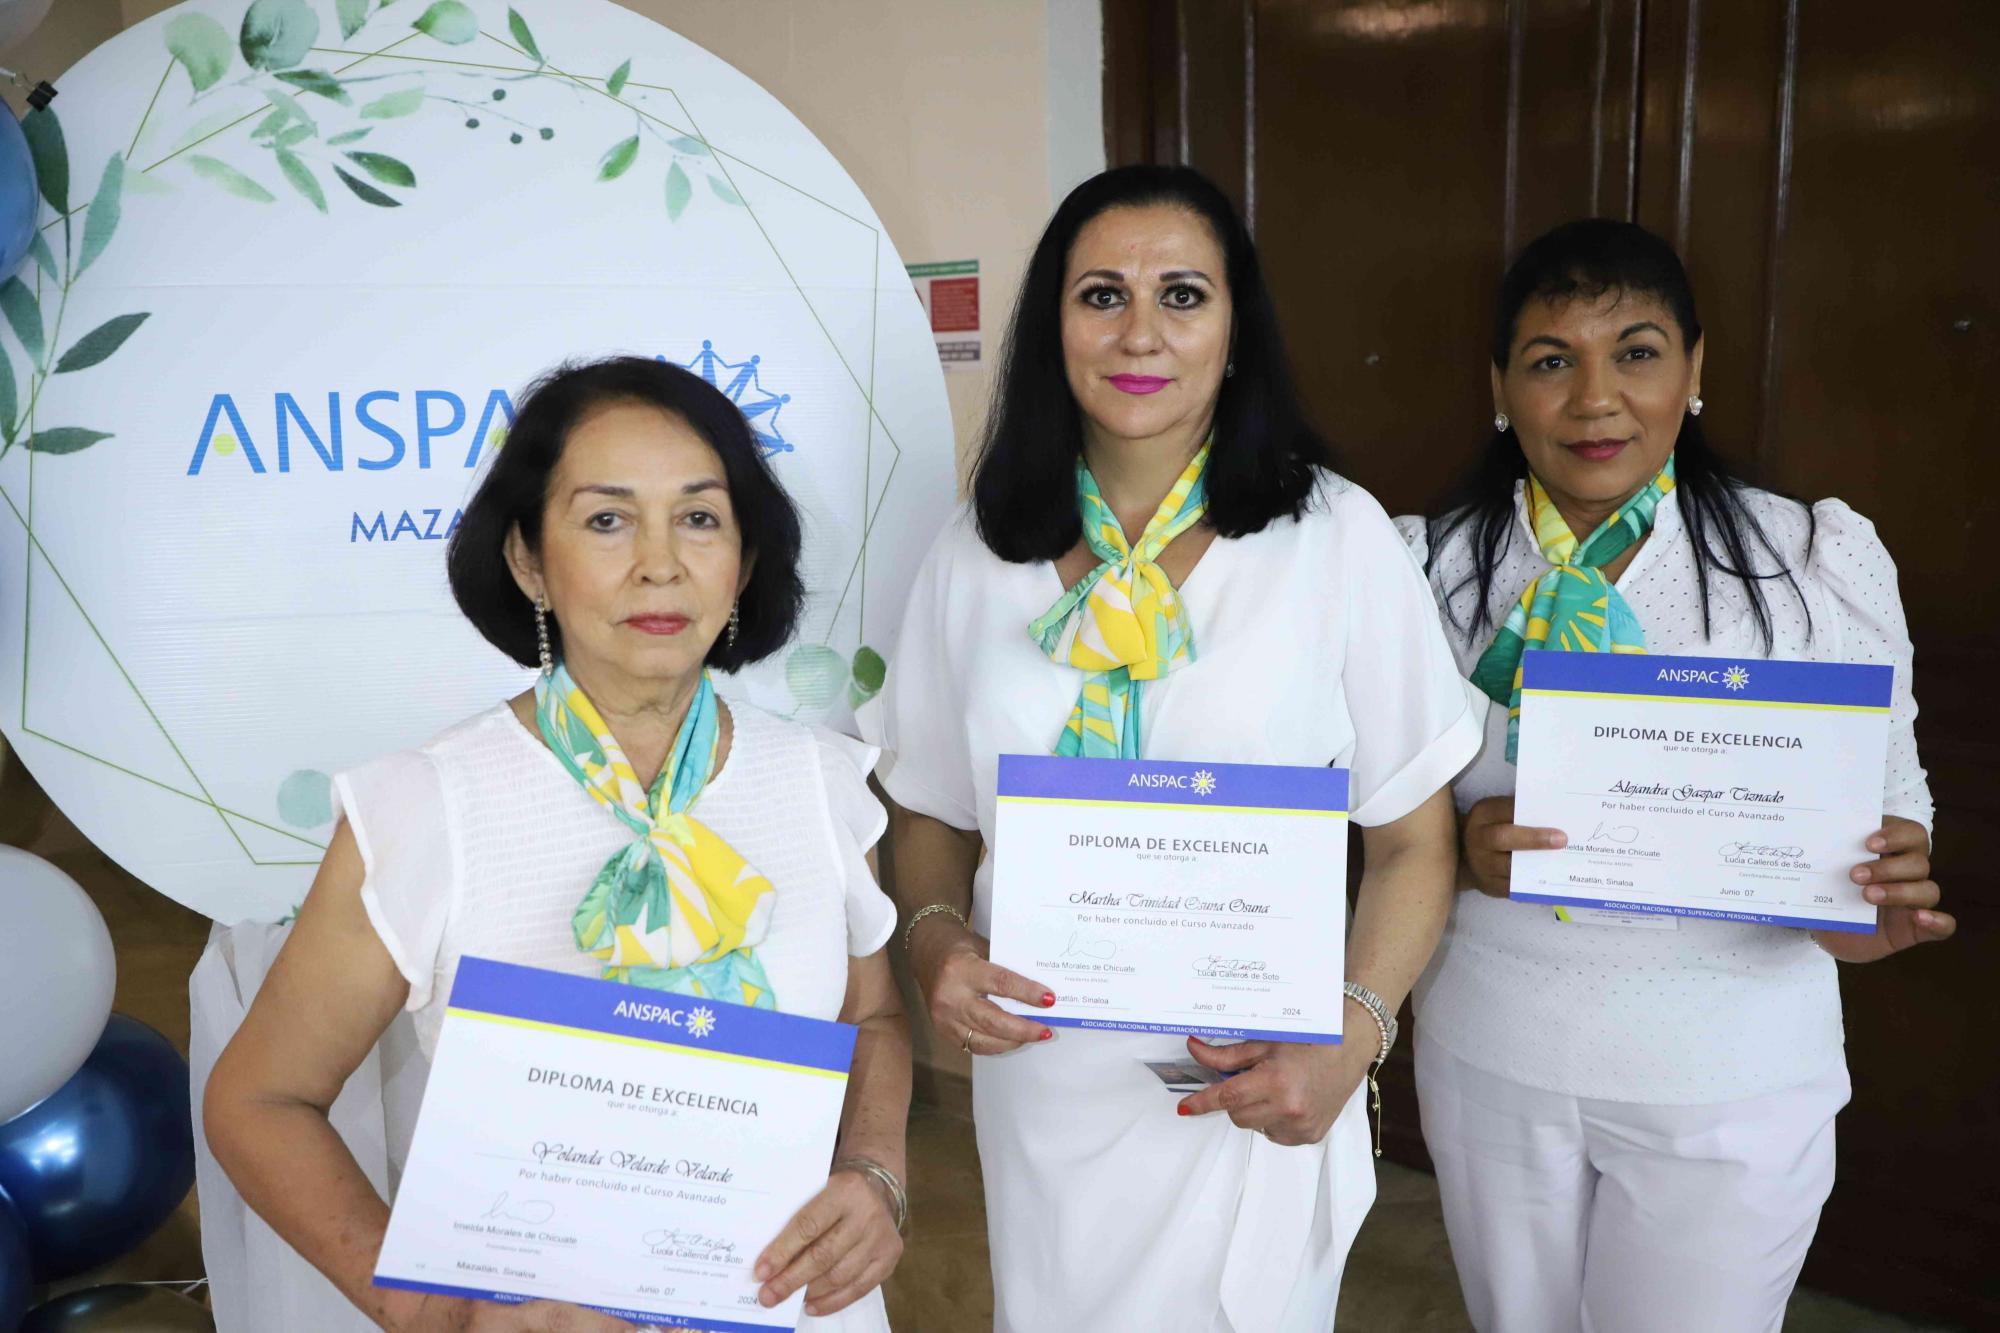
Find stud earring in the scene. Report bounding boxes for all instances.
[534,595,553,677]
[1494,412,1511,433]
[1687,395,1704,417]
[726,602,740,650]
[1224,361,1236,378]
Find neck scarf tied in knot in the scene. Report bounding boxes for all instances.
[1028,444,1210,758]
[536,663,777,1007]
[1469,455,1678,762]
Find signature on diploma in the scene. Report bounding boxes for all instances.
[1587,821,1642,846]
[1193,956,1267,979]
[481,1191,557,1225]
[642,1228,740,1262]
[1060,931,1118,960]
[1718,840,1805,859]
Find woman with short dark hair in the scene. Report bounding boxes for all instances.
[1404,219,1953,1331]
[205,356,910,1333]
[871,166,1481,1330]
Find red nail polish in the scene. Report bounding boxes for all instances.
[1039,1029,1053,1041]
[1176,1104,1192,1116]
[1042,992,1056,1007]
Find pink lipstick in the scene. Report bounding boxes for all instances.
[1565,438,1629,461]
[1108,374,1172,395]
[625,614,691,636]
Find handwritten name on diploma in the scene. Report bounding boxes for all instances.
[1603,780,1788,807]
[1068,889,1275,914]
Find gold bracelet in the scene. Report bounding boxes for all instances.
[832,1156,908,1234]
[901,902,969,953]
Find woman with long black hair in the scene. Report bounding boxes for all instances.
[1404,219,1954,1332]
[869,165,1480,1330]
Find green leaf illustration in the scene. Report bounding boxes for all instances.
[165,12,233,92]
[0,343,16,445]
[188,155,277,203]
[336,0,370,40]
[276,69,351,104]
[597,134,640,181]
[708,174,744,206]
[665,161,691,220]
[27,428,114,455]
[172,106,255,156]
[276,123,314,148]
[360,87,424,119]
[251,106,290,141]
[0,278,44,365]
[670,136,710,156]
[851,645,887,694]
[785,644,847,713]
[28,230,57,280]
[21,109,67,214]
[76,154,124,279]
[240,0,320,72]
[262,88,318,134]
[326,128,373,146]
[508,7,542,61]
[54,313,150,374]
[333,164,401,207]
[275,148,326,212]
[344,151,416,188]
[413,1,478,45]
[121,170,177,199]
[606,59,631,97]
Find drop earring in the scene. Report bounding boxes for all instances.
[726,602,740,650]
[1687,395,1704,417]
[534,595,553,677]
[1494,412,1511,433]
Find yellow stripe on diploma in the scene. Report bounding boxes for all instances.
[443,1008,851,1080]
[1520,688,1889,714]
[996,795,1348,817]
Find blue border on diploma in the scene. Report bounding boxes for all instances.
[1520,651,1892,707]
[371,1277,791,1332]
[446,957,857,1074]
[1042,1014,1341,1043]
[998,754,1348,811]
[1511,890,1876,933]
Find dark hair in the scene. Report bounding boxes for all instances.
[1430,218,1811,648]
[448,355,804,672]
[972,165,1328,561]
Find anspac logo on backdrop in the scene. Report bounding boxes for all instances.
[181,340,793,545]
[0,0,951,924]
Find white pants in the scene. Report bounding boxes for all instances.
[1415,1039,1849,1333]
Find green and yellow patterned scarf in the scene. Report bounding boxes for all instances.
[536,663,777,1007]
[1470,456,1677,761]
[1028,445,1209,758]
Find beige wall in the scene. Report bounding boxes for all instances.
[4,0,1104,1081]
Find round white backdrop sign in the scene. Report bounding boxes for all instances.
[0,0,952,922]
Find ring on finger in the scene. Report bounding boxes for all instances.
[961,1025,976,1054]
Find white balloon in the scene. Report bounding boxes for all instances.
[0,0,55,56]
[0,844,115,1123]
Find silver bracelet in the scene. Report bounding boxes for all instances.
[902,902,969,953]
[1342,981,1399,1160]
[832,1155,908,1234]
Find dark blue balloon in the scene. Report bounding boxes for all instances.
[0,1015,195,1282]
[0,1184,30,1331]
[0,106,36,278]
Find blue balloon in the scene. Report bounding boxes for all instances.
[0,1184,30,1331]
[0,105,36,278]
[0,1015,195,1282]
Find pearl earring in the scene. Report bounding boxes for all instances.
[1494,412,1511,433]
[534,596,553,677]
[1687,395,1704,417]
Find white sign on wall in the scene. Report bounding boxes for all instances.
[0,0,953,923]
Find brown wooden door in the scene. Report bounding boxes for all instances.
[1107,1,2000,1323]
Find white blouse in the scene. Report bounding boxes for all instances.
[335,697,898,1333]
[867,475,1483,1332]
[1400,485,1932,1105]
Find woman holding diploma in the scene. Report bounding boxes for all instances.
[1404,219,1956,1332]
[869,165,1480,1331]
[204,357,911,1333]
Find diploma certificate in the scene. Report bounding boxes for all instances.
[1511,653,1891,932]
[373,957,855,1332]
[989,755,1348,1043]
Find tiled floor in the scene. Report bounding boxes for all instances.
[3,764,1961,1331]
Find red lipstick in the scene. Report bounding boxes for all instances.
[625,614,691,636]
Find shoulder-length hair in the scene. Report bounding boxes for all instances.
[447,355,804,672]
[1429,218,1811,648]
[972,165,1329,562]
